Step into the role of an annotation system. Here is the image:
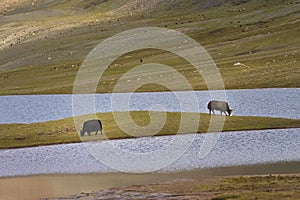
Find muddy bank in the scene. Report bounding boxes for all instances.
[48,173,300,200]
[0,162,299,200]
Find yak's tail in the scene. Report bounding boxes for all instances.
[98,120,102,128]
[207,101,211,109]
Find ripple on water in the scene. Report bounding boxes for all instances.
[0,88,299,124]
[0,128,299,177]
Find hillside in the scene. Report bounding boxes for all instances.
[0,0,299,94]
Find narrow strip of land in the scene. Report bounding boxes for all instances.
[0,111,299,149]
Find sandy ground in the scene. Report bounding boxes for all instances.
[0,0,28,13]
[46,175,300,200]
[0,162,299,200]
[1,171,216,200]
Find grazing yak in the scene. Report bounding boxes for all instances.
[207,100,232,116]
[80,119,103,136]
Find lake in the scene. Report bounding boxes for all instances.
[0,88,299,124]
[0,128,299,177]
[0,88,299,176]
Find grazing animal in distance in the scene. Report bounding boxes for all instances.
[207,100,232,116]
[80,119,103,136]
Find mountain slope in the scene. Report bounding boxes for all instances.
[0,0,299,94]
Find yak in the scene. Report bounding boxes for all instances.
[207,100,232,116]
[80,119,103,136]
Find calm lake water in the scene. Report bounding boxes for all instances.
[0,88,299,124]
[0,128,299,177]
[0,88,299,177]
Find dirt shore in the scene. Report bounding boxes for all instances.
[45,174,300,200]
[1,162,299,200]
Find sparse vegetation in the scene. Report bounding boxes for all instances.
[52,174,300,199]
[0,0,299,95]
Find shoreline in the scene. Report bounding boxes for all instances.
[1,161,299,199]
[52,173,300,200]
[1,127,299,150]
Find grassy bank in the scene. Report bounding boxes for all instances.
[0,111,299,149]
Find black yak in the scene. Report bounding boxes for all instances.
[207,100,232,116]
[80,119,103,136]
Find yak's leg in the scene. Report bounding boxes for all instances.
[87,132,91,136]
[212,109,215,115]
[209,109,211,115]
[220,110,222,115]
[221,110,227,116]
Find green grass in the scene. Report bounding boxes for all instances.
[0,111,299,149]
